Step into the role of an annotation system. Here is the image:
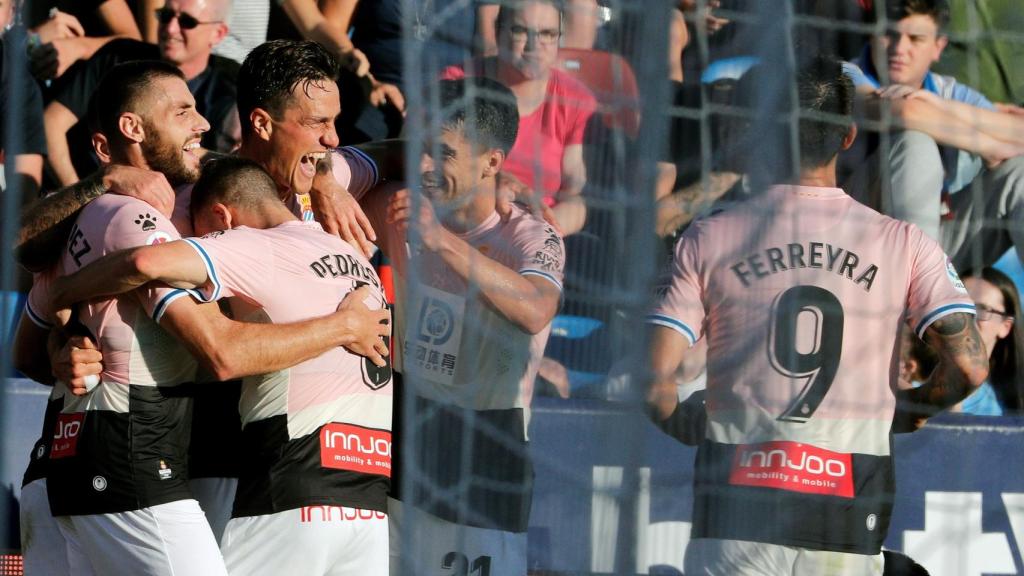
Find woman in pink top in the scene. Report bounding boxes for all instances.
[441,0,596,236]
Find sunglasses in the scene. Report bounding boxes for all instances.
[155,7,221,30]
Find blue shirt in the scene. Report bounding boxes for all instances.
[843,49,996,192]
[960,381,1004,416]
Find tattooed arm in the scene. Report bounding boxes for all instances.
[894,312,989,431]
[15,166,175,272]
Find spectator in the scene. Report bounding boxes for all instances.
[43,0,239,187]
[477,0,616,55]
[444,0,597,236]
[327,0,477,142]
[843,0,1024,270]
[956,268,1023,415]
[26,0,141,81]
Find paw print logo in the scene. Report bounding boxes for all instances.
[135,213,157,232]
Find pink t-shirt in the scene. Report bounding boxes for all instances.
[61,195,196,389]
[184,221,391,439]
[650,185,974,457]
[285,146,382,222]
[440,63,597,205]
[366,193,564,428]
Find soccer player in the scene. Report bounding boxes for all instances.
[647,56,989,575]
[49,156,393,575]
[30,60,389,576]
[235,39,400,258]
[364,77,565,576]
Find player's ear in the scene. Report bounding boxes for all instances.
[481,149,505,178]
[212,203,233,229]
[92,133,111,164]
[118,112,145,145]
[841,123,857,151]
[250,108,273,142]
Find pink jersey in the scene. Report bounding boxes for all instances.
[62,195,196,390]
[25,267,57,332]
[649,184,975,553]
[49,194,197,517]
[184,220,392,515]
[441,64,597,204]
[285,146,382,222]
[369,198,565,425]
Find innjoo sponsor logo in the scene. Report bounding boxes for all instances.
[320,423,392,477]
[50,413,85,459]
[299,505,387,523]
[728,440,854,498]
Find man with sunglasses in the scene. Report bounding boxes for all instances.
[43,0,239,187]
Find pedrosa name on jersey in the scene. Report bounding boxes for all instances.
[728,440,854,498]
[320,423,392,478]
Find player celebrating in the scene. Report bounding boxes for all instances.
[647,56,989,575]
[363,77,564,575]
[33,61,389,576]
[49,157,393,575]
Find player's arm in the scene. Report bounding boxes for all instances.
[12,311,55,385]
[437,232,559,334]
[15,165,175,272]
[647,325,706,445]
[157,288,391,381]
[50,241,209,311]
[648,325,688,419]
[391,189,560,333]
[895,312,989,429]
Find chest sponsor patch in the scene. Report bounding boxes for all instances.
[51,413,85,459]
[728,440,854,498]
[320,423,391,477]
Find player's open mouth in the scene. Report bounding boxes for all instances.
[182,140,201,160]
[299,151,328,178]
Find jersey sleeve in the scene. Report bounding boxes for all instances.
[332,146,381,201]
[181,228,275,306]
[647,228,705,347]
[102,201,191,323]
[516,219,565,292]
[905,228,976,338]
[25,268,58,330]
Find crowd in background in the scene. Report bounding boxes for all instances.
[2,0,1023,413]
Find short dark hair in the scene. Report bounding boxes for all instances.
[435,78,519,154]
[794,55,854,168]
[87,60,186,140]
[190,156,280,222]
[730,55,853,172]
[495,0,563,34]
[237,40,338,137]
[888,0,950,31]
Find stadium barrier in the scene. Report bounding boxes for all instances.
[3,380,1023,575]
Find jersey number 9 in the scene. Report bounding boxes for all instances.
[768,285,844,423]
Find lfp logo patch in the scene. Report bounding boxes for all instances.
[946,260,967,294]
